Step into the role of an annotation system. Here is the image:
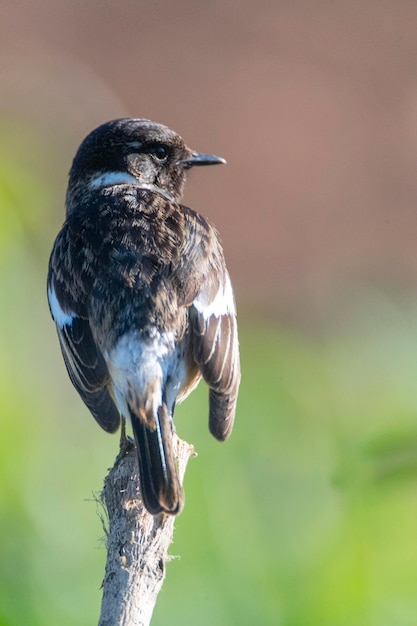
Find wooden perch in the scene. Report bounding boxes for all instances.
[98,435,195,626]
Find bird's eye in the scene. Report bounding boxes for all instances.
[150,145,168,161]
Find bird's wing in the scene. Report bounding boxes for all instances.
[190,268,241,441]
[47,275,120,433]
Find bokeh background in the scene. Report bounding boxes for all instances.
[2,2,417,624]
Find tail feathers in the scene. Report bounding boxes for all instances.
[130,403,184,516]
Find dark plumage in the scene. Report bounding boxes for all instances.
[47,118,240,515]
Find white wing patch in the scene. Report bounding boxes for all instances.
[47,285,76,328]
[193,271,236,319]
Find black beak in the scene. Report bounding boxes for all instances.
[180,152,226,169]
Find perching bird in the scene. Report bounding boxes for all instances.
[47,118,240,516]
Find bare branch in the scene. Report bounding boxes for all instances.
[98,435,195,626]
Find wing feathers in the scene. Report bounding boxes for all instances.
[191,270,241,441]
[59,319,108,391]
[209,387,238,441]
[48,279,120,433]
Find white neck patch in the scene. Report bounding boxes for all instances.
[89,172,138,188]
[89,172,175,201]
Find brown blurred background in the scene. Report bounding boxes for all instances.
[2,0,417,323]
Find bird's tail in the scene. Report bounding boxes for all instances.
[129,403,183,516]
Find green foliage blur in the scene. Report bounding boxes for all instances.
[2,125,417,626]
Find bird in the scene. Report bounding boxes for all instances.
[47,118,240,516]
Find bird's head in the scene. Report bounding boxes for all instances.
[66,118,225,211]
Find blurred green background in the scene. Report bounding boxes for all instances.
[3,2,417,625]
